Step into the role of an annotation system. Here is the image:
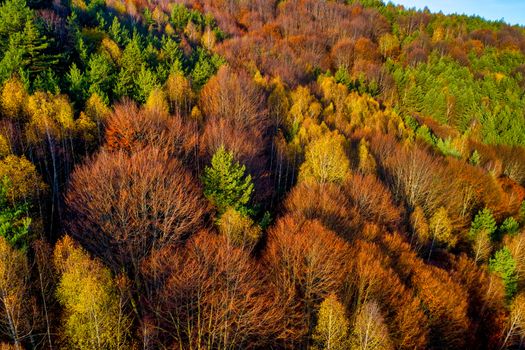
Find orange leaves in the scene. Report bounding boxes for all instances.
[143,232,299,349]
[65,147,209,271]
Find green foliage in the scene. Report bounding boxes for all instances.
[500,217,520,236]
[436,137,461,158]
[202,146,254,215]
[469,150,481,166]
[0,178,31,251]
[393,53,525,146]
[191,48,224,90]
[469,208,498,242]
[520,200,525,224]
[490,247,518,300]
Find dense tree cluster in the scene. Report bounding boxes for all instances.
[2,0,525,348]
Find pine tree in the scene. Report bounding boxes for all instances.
[470,208,497,241]
[202,146,254,215]
[0,178,31,251]
[490,247,518,300]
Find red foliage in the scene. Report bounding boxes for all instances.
[66,147,209,272]
[141,232,300,349]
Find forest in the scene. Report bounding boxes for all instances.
[1,0,525,348]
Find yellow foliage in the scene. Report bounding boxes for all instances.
[166,72,193,115]
[358,138,377,174]
[0,155,47,204]
[165,23,175,36]
[145,88,169,115]
[24,92,75,143]
[100,37,121,62]
[312,294,350,350]
[379,33,400,57]
[201,27,217,50]
[0,135,11,158]
[299,131,350,184]
[0,76,28,120]
[217,208,261,251]
[287,86,316,136]
[75,112,99,146]
[152,7,168,26]
[190,106,203,122]
[53,236,131,350]
[85,93,111,123]
[429,207,456,248]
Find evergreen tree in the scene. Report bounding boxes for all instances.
[202,146,254,215]
[0,178,31,251]
[470,208,498,241]
[500,217,520,236]
[490,247,518,300]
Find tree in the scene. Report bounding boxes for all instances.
[410,206,430,248]
[469,208,497,241]
[490,247,518,300]
[104,101,197,161]
[428,207,455,258]
[202,146,254,215]
[358,138,377,175]
[312,294,350,350]
[0,178,31,251]
[501,293,525,349]
[0,76,27,119]
[200,66,269,184]
[165,71,193,116]
[217,207,261,251]
[53,236,132,350]
[299,132,350,184]
[0,155,46,205]
[500,217,520,236]
[0,236,33,349]
[350,301,393,350]
[66,147,208,273]
[343,174,402,230]
[143,232,296,349]
[264,217,351,334]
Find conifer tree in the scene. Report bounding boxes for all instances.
[490,247,518,300]
[202,146,254,215]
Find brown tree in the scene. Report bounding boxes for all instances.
[104,101,198,164]
[263,216,351,341]
[142,232,300,349]
[65,147,209,274]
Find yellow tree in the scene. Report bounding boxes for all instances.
[0,155,47,204]
[145,88,169,115]
[0,237,33,349]
[217,207,262,252]
[299,132,350,184]
[165,71,193,116]
[312,294,350,350]
[0,77,27,120]
[428,207,455,259]
[53,236,132,350]
[350,301,393,350]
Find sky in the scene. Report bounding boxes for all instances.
[389,0,525,26]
